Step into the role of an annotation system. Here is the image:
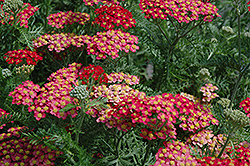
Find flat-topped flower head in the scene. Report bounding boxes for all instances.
[9,80,41,106]
[47,11,90,29]
[93,4,136,30]
[87,29,139,59]
[139,0,221,23]
[33,32,91,53]
[4,49,43,65]
[83,0,122,6]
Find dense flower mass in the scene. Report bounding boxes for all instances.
[33,33,91,53]
[139,0,221,23]
[28,63,82,121]
[0,3,39,28]
[4,49,43,65]
[83,0,122,6]
[0,126,62,166]
[175,94,219,133]
[151,140,198,166]
[47,11,90,29]
[79,64,108,85]
[87,29,139,59]
[88,75,218,140]
[9,80,41,106]
[93,4,136,30]
[239,97,250,118]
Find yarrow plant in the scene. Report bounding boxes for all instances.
[4,49,43,65]
[9,80,41,106]
[47,11,90,29]
[27,63,82,121]
[33,33,91,53]
[82,0,122,6]
[200,83,219,102]
[139,0,221,23]
[93,4,136,30]
[87,29,139,59]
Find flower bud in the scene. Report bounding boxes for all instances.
[70,85,89,100]
[224,108,250,128]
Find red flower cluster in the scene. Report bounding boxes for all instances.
[139,0,221,23]
[83,0,122,6]
[93,4,136,30]
[28,63,82,121]
[9,80,41,106]
[0,3,39,28]
[4,49,43,65]
[0,126,62,166]
[47,11,90,29]
[240,97,250,118]
[248,1,250,11]
[33,33,91,53]
[79,64,108,85]
[87,29,139,59]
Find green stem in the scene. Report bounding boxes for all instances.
[75,109,85,143]
[230,61,250,108]
[218,127,234,158]
[237,7,241,66]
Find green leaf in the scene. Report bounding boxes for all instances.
[59,103,77,113]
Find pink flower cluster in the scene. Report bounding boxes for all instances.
[240,97,250,118]
[0,126,62,166]
[108,72,140,85]
[175,94,219,133]
[139,0,221,23]
[0,3,39,28]
[151,140,198,166]
[9,80,41,106]
[4,49,43,65]
[87,29,139,59]
[83,0,122,6]
[200,83,219,102]
[33,33,91,53]
[47,11,90,29]
[93,4,136,30]
[187,130,227,158]
[28,63,82,121]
